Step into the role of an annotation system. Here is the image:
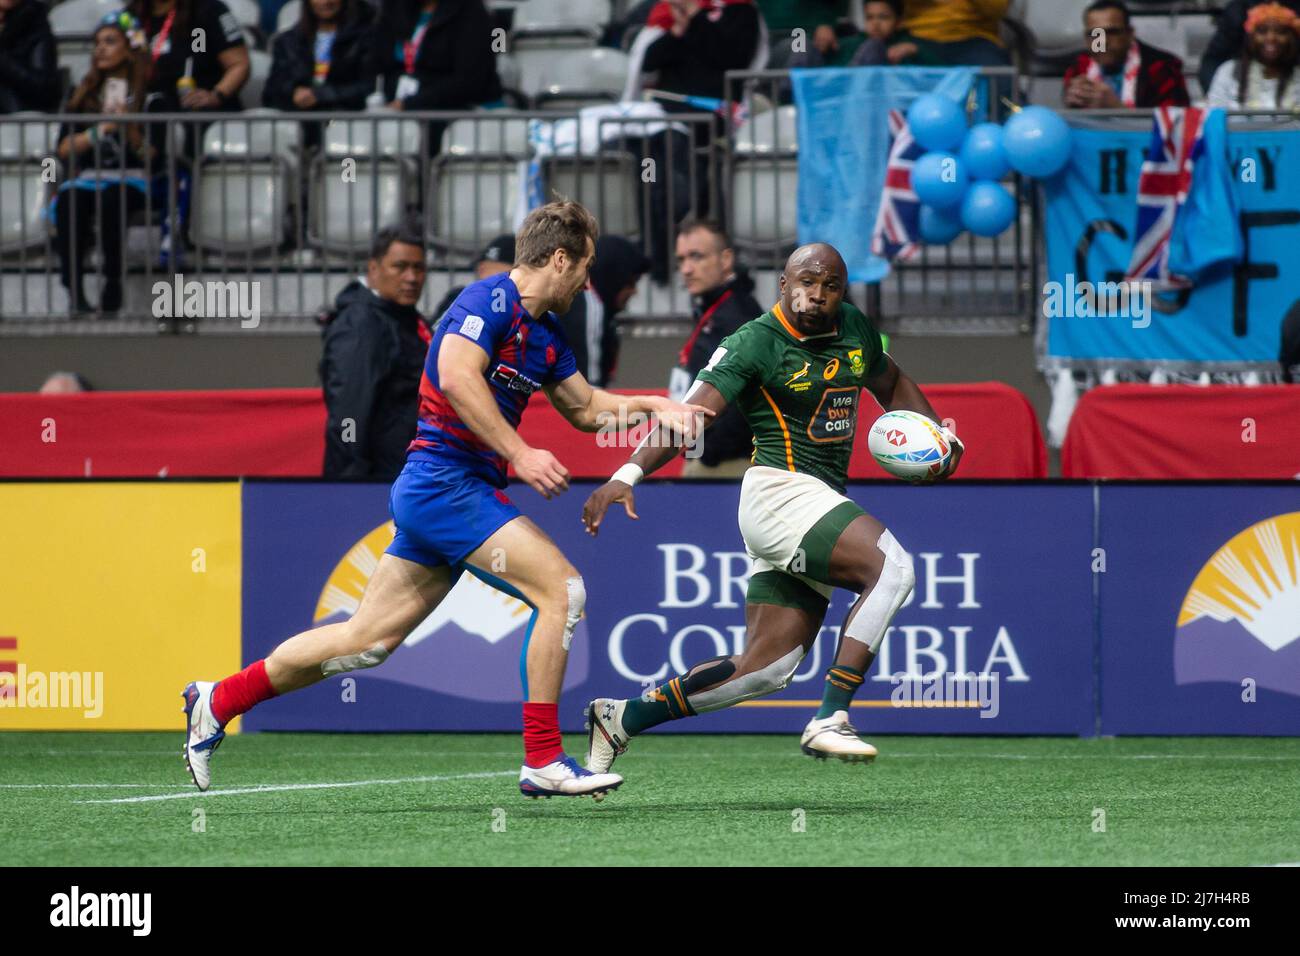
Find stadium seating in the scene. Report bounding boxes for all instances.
[224,0,262,32]
[310,117,421,254]
[48,0,118,37]
[191,113,300,255]
[729,105,799,255]
[276,0,302,34]
[511,0,609,43]
[0,117,58,253]
[242,48,274,110]
[430,117,527,256]
[532,47,631,109]
[542,149,641,240]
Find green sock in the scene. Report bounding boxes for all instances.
[621,676,696,735]
[815,666,865,719]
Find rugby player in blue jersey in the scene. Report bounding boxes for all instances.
[183,201,709,799]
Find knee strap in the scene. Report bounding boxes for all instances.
[842,530,915,654]
[562,576,586,651]
[321,641,390,677]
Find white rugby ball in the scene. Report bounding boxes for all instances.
[867,410,952,480]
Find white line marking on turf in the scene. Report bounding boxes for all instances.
[0,783,194,789]
[73,770,517,805]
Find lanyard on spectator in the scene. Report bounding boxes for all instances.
[1087,40,1141,107]
[404,17,431,75]
[679,289,733,367]
[150,8,177,63]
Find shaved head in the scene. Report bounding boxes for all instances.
[780,242,848,334]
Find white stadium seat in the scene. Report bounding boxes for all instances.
[224,0,262,31]
[276,0,302,34]
[309,118,419,253]
[49,0,120,37]
[193,113,300,254]
[730,106,799,251]
[534,47,630,108]
[512,0,610,42]
[241,49,273,109]
[430,118,530,255]
[0,118,60,253]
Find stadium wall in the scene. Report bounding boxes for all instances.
[2,480,1297,736]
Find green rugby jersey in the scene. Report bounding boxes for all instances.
[696,300,888,493]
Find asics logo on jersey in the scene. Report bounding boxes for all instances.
[823,358,840,380]
[490,363,542,394]
[785,361,812,391]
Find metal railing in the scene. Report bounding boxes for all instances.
[0,108,721,334]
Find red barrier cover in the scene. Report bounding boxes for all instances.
[0,383,1046,479]
[1061,384,1300,479]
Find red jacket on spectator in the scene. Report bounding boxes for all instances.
[1063,39,1190,108]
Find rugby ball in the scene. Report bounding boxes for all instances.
[867,410,951,480]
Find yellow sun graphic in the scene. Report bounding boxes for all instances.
[1178,512,1300,652]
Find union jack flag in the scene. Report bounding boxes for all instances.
[870,109,924,262]
[1125,105,1207,289]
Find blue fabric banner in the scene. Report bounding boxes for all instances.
[1043,120,1300,366]
[791,66,975,283]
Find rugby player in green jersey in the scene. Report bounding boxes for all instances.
[581,242,963,767]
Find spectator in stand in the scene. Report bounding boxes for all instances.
[669,218,761,478]
[558,236,651,388]
[264,0,376,119]
[1205,3,1300,109]
[127,0,250,112]
[790,0,934,68]
[1064,1,1189,109]
[638,0,762,281]
[897,0,1010,66]
[758,0,846,67]
[0,0,60,113]
[373,0,500,110]
[320,219,430,481]
[642,0,761,108]
[1199,0,1300,93]
[430,233,515,324]
[53,12,159,316]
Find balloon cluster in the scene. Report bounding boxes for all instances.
[903,94,1072,245]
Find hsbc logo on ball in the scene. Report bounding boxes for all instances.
[886,428,907,446]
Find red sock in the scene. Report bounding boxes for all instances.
[522,702,564,768]
[210,659,277,725]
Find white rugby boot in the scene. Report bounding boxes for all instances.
[181,680,226,791]
[800,710,878,763]
[519,754,623,800]
[584,697,631,774]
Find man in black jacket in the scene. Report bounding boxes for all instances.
[0,0,60,114]
[669,218,761,477]
[320,220,430,480]
[263,0,376,114]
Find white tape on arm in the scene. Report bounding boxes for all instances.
[611,463,644,487]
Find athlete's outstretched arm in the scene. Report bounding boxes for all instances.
[543,371,714,437]
[581,381,731,536]
[438,334,571,498]
[863,354,964,478]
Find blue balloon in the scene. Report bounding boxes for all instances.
[960,181,1016,237]
[912,151,968,209]
[959,122,1010,181]
[906,94,967,152]
[919,205,964,245]
[1002,105,1072,179]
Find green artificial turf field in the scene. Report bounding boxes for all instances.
[3,732,1298,867]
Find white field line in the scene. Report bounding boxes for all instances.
[73,770,517,805]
